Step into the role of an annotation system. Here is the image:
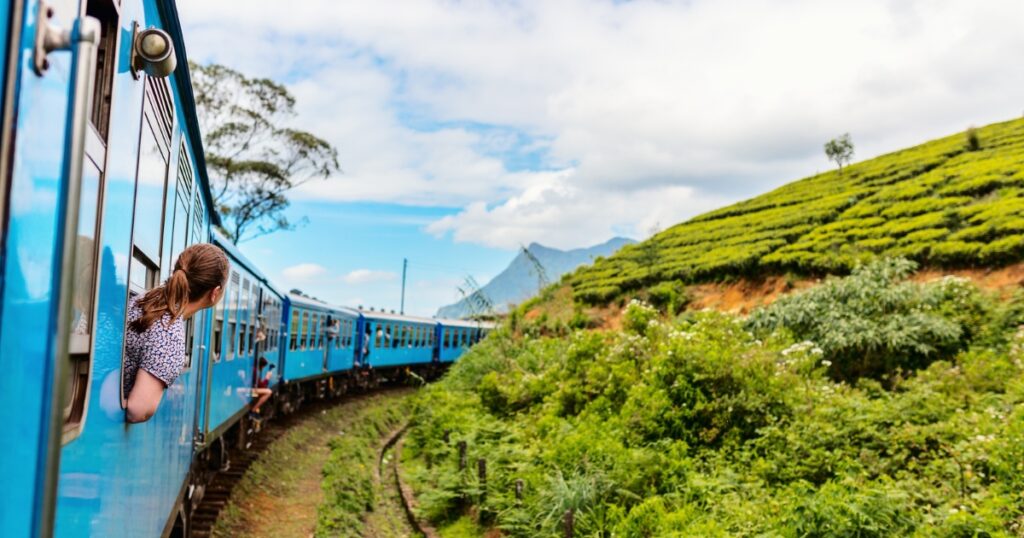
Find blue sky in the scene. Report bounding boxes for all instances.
[178,0,1024,316]
[241,201,513,316]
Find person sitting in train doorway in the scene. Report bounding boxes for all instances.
[249,356,274,423]
[123,244,229,423]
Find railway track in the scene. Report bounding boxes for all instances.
[188,384,408,538]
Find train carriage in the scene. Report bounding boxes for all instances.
[357,309,439,369]
[0,0,222,535]
[197,233,280,448]
[281,293,359,383]
[437,318,492,363]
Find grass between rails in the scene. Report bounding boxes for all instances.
[405,260,1024,536]
[211,390,413,538]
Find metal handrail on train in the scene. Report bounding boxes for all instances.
[32,4,101,536]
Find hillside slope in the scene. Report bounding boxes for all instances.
[438,237,633,318]
[570,118,1024,303]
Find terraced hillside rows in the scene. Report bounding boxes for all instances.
[571,118,1024,303]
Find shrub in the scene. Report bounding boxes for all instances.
[746,258,981,381]
[966,126,981,151]
[646,280,689,314]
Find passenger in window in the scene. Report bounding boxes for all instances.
[124,244,229,423]
[326,317,340,341]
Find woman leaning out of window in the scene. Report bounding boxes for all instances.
[123,243,229,423]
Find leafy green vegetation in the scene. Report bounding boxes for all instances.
[406,262,1024,536]
[570,118,1024,304]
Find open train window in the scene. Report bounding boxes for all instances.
[289,309,299,351]
[301,311,310,350]
[212,276,227,363]
[63,0,123,441]
[225,271,239,360]
[309,312,317,350]
[119,77,174,409]
[238,279,250,357]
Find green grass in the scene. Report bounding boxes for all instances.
[316,392,413,537]
[212,392,412,538]
[569,117,1024,303]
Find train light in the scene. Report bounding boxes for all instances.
[131,24,176,78]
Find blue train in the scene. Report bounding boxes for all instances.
[0,1,494,536]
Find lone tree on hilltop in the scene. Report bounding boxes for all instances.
[191,62,341,244]
[824,133,855,172]
[637,222,662,278]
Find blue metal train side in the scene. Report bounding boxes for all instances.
[358,311,438,368]
[198,234,271,443]
[0,1,77,535]
[281,294,358,382]
[40,0,217,535]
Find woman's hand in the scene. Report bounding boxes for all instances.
[126,369,167,423]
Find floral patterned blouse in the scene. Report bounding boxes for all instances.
[122,296,185,395]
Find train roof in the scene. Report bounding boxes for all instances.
[436,318,498,329]
[287,292,359,316]
[357,309,438,325]
[210,232,286,301]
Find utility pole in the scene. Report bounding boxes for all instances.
[400,258,408,314]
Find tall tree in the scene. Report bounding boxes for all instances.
[191,62,340,243]
[824,133,855,172]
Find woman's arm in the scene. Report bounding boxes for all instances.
[126,369,166,423]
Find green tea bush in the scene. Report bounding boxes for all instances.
[565,118,1024,301]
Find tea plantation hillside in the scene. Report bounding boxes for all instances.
[571,118,1024,303]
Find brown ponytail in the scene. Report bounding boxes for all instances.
[130,243,229,333]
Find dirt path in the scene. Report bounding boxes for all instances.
[211,390,414,538]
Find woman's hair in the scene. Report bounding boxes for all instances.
[130,243,229,333]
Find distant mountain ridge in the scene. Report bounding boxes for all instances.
[437,237,634,318]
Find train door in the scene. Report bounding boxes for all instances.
[0,1,107,535]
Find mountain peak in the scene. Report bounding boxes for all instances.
[437,238,635,318]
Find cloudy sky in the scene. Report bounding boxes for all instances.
[178,0,1024,315]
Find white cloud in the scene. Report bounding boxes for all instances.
[179,0,1024,248]
[342,269,398,285]
[281,263,328,280]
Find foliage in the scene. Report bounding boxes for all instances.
[825,132,856,171]
[568,118,1024,304]
[746,258,985,381]
[405,271,1024,536]
[191,62,340,243]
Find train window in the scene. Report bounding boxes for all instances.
[128,79,173,297]
[225,272,239,360]
[238,279,249,357]
[301,311,310,350]
[212,279,227,363]
[311,312,318,349]
[290,309,299,351]
[315,313,323,349]
[63,0,122,440]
